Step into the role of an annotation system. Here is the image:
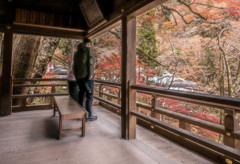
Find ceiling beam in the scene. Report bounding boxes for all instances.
[12,22,85,39]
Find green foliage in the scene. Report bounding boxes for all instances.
[137,14,159,67]
[58,38,71,54]
[198,47,216,71]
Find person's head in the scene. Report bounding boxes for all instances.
[83,38,91,44]
[84,38,92,47]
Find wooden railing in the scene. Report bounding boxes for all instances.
[12,78,68,111]
[94,79,240,164]
[94,79,121,113]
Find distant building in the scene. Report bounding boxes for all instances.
[46,63,69,79]
[148,70,197,92]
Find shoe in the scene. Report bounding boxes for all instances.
[86,115,97,121]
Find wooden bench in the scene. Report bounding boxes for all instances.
[53,96,87,139]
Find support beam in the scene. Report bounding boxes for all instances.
[13,23,85,39]
[121,15,136,139]
[0,30,13,116]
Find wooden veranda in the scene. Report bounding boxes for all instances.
[0,106,215,164]
[0,0,240,164]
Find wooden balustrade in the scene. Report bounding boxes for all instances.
[94,80,240,163]
[95,79,121,114]
[12,78,68,111]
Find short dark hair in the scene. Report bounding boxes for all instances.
[83,38,91,43]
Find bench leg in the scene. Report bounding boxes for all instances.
[82,117,85,137]
[59,116,62,140]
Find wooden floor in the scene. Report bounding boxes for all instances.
[0,106,215,164]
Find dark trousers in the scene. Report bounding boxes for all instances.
[68,80,79,101]
[77,77,94,116]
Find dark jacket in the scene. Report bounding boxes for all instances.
[73,42,95,79]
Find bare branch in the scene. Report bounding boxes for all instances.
[177,0,207,20]
[161,5,193,24]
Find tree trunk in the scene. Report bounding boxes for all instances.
[33,37,60,78]
[12,35,41,105]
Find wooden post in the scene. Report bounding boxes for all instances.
[99,84,103,106]
[151,94,156,118]
[0,29,13,116]
[118,88,121,105]
[224,109,240,149]
[152,94,161,120]
[21,98,27,109]
[179,120,191,131]
[50,86,56,106]
[121,15,136,139]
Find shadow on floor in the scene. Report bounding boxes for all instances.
[45,117,58,139]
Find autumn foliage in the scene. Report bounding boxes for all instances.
[92,0,240,144]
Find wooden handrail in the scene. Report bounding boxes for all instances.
[93,95,121,109]
[95,79,121,87]
[136,101,240,140]
[136,102,151,110]
[11,78,68,112]
[131,84,240,112]
[94,80,240,162]
[13,84,67,87]
[12,93,68,99]
[100,92,120,100]
[131,110,240,161]
[12,78,67,82]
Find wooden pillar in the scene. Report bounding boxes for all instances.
[0,29,13,116]
[121,15,136,139]
[224,109,240,149]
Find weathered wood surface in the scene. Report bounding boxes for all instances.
[0,106,214,164]
[12,78,67,82]
[131,84,240,111]
[13,23,85,39]
[93,95,121,109]
[12,93,68,99]
[54,96,86,120]
[95,79,121,86]
[131,110,240,163]
[54,96,86,139]
[121,15,136,139]
[0,30,13,116]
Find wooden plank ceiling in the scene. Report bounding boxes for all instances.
[0,0,124,31]
[0,0,164,38]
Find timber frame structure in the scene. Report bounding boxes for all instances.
[0,0,240,163]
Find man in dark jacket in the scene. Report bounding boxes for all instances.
[74,38,97,121]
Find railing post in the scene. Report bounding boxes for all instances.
[50,85,55,106]
[118,88,121,105]
[151,94,155,118]
[224,109,240,149]
[128,80,136,139]
[179,120,191,131]
[151,94,161,120]
[99,84,103,106]
[21,98,27,109]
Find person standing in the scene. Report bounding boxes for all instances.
[73,38,97,121]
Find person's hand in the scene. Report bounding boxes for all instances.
[89,76,93,80]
